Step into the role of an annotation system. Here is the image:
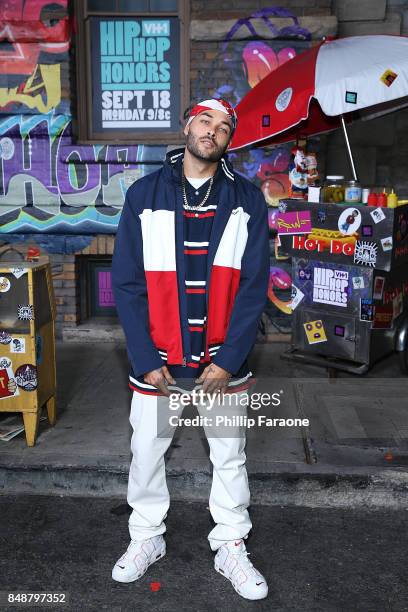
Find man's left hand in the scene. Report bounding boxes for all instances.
[195,363,232,395]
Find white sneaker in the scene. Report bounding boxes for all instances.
[214,539,268,600]
[112,535,166,583]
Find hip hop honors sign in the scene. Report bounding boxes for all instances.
[91,17,180,133]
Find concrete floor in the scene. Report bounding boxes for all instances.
[0,494,407,612]
[1,341,408,506]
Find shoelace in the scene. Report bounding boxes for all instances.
[232,549,253,565]
[229,548,262,579]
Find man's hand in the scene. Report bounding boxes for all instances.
[144,366,176,397]
[195,363,232,395]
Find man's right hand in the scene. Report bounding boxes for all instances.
[144,366,176,397]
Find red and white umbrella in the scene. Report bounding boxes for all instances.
[229,35,408,176]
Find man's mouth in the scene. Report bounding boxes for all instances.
[201,138,215,147]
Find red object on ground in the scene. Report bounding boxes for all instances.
[150,582,161,592]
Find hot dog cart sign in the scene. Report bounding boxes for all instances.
[91,17,180,134]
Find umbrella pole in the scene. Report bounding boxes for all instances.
[341,115,358,181]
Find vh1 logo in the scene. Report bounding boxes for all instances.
[293,235,356,256]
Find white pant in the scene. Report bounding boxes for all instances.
[127,390,252,551]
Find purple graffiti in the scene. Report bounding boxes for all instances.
[222,7,311,54]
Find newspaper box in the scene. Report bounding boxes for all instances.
[0,258,56,445]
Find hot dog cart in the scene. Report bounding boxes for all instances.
[277,199,408,374]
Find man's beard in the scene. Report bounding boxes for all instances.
[185,131,228,162]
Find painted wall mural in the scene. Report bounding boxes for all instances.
[0,1,166,236]
[0,0,70,115]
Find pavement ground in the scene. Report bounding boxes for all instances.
[1,341,408,507]
[1,494,408,612]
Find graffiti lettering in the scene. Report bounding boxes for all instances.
[0,64,61,113]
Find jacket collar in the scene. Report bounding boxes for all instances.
[163,146,236,185]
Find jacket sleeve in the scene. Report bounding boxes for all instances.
[211,190,269,375]
[111,187,164,378]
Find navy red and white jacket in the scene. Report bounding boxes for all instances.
[112,147,269,394]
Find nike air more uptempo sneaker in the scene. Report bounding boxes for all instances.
[112,535,166,583]
[214,539,268,600]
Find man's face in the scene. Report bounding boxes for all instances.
[183,109,233,162]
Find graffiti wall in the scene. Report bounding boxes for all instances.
[0,0,165,236]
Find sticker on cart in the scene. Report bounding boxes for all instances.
[277,211,312,235]
[0,359,19,400]
[15,363,37,392]
[373,305,393,329]
[381,236,393,252]
[0,276,10,292]
[304,320,327,344]
[393,293,403,319]
[317,210,326,223]
[298,267,312,281]
[362,225,373,237]
[0,330,12,344]
[289,284,305,310]
[338,207,362,236]
[373,276,385,300]
[354,241,377,267]
[313,267,349,307]
[396,211,408,242]
[334,325,345,337]
[10,337,26,354]
[352,276,365,290]
[17,304,34,321]
[360,298,374,322]
[278,201,287,213]
[10,267,27,279]
[370,208,386,224]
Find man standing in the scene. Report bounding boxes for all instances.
[111,99,270,600]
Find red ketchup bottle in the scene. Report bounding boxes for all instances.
[367,193,378,207]
[377,191,388,207]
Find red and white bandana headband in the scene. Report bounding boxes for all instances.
[186,98,237,132]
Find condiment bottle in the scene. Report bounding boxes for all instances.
[377,190,388,207]
[387,189,398,208]
[367,192,378,207]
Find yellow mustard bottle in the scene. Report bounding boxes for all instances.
[387,189,398,208]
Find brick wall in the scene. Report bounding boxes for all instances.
[3,237,115,338]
